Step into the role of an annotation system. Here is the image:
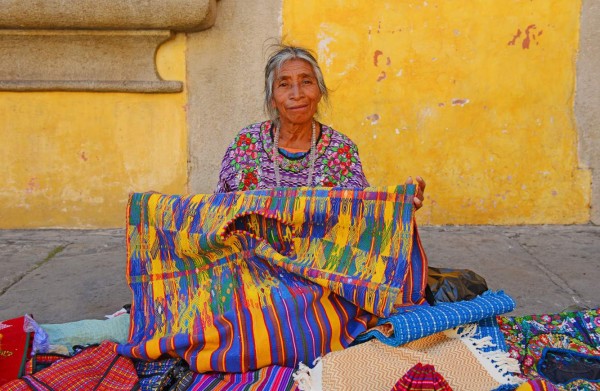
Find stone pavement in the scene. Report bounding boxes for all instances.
[1,225,599,324]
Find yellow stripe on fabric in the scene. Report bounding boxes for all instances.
[320,293,344,352]
[248,305,274,369]
[194,323,221,370]
[145,338,162,359]
[240,243,274,368]
[380,196,397,258]
[177,231,193,259]
[146,194,165,291]
[147,193,160,226]
[147,227,166,302]
[371,254,388,287]
[292,192,308,228]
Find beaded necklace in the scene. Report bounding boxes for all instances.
[273,120,317,187]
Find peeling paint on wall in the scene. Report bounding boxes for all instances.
[283,0,590,224]
[366,113,380,125]
[451,98,469,106]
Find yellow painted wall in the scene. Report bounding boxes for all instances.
[283,0,591,224]
[0,34,188,228]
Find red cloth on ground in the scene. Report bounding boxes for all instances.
[0,341,138,391]
[392,363,453,391]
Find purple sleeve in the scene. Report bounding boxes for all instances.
[215,143,236,193]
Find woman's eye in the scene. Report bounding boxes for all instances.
[303,79,313,84]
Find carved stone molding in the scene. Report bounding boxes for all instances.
[0,0,218,92]
[0,0,217,32]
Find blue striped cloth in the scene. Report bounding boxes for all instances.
[354,290,516,346]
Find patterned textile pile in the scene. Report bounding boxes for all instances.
[294,291,520,391]
[498,309,600,390]
[117,186,428,373]
[4,185,597,390]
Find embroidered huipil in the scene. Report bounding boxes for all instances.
[216,121,370,192]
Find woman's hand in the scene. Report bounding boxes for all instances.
[406,176,426,210]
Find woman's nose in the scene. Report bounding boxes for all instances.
[290,83,303,98]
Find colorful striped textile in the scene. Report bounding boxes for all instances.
[187,365,297,390]
[391,363,453,391]
[117,185,428,373]
[354,290,516,346]
[1,341,138,391]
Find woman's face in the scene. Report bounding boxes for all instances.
[272,59,322,128]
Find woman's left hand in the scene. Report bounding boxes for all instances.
[406,176,426,210]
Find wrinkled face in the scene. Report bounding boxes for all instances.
[271,59,323,127]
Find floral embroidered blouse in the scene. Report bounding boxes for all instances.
[215,121,370,192]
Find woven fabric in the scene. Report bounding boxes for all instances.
[355,290,516,346]
[24,353,70,375]
[134,357,190,391]
[188,365,298,390]
[215,121,370,191]
[305,333,503,391]
[498,308,600,391]
[117,186,427,373]
[0,341,138,391]
[391,363,453,391]
[472,315,509,353]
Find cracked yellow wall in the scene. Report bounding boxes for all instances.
[0,34,188,228]
[284,0,590,224]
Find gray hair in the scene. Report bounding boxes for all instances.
[264,45,329,123]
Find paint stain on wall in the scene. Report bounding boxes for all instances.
[373,50,389,81]
[373,50,383,66]
[508,24,542,49]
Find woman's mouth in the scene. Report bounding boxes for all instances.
[288,105,308,111]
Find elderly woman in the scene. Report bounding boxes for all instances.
[216,45,425,206]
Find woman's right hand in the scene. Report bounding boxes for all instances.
[406,176,426,210]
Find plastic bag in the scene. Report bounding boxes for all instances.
[427,266,488,303]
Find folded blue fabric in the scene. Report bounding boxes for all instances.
[354,290,516,346]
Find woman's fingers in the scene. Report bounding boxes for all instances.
[415,176,426,192]
[413,196,423,209]
[406,176,426,210]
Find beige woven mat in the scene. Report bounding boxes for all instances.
[313,332,503,391]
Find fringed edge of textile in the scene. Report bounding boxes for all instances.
[445,323,524,386]
[293,358,323,391]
